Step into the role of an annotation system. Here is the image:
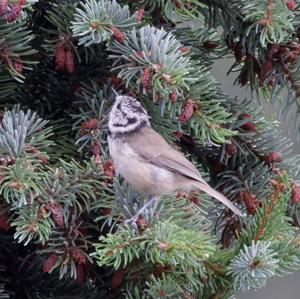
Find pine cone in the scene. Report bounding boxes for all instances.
[136,216,148,231]
[179,99,195,122]
[239,191,260,215]
[173,131,184,138]
[81,118,99,130]
[242,122,257,131]
[13,59,23,74]
[72,248,86,265]
[135,8,144,22]
[55,46,66,71]
[6,4,21,22]
[266,151,283,164]
[234,43,243,62]
[141,67,152,91]
[111,74,123,87]
[65,50,74,74]
[92,142,101,157]
[76,263,85,285]
[292,184,300,204]
[103,160,115,179]
[259,60,273,86]
[49,202,64,226]
[225,142,237,155]
[43,254,58,273]
[102,207,112,215]
[239,69,248,86]
[286,0,297,10]
[179,47,190,53]
[0,0,8,16]
[111,267,125,289]
[0,211,10,231]
[202,41,218,50]
[153,264,171,277]
[169,91,178,102]
[239,113,257,132]
[110,26,125,43]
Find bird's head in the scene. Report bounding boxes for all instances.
[108,96,150,136]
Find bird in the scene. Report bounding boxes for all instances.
[107,95,242,221]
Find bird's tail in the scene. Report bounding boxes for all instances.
[194,181,243,216]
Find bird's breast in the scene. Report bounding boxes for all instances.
[108,138,176,195]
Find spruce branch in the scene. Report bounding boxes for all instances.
[0,158,45,207]
[243,0,294,47]
[94,220,215,274]
[136,0,205,21]
[0,108,53,159]
[72,80,115,154]
[109,25,197,100]
[0,19,37,82]
[71,0,136,46]
[175,65,236,144]
[227,240,279,292]
[12,203,55,245]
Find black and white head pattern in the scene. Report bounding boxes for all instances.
[108,96,150,135]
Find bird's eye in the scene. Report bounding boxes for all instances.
[117,103,121,109]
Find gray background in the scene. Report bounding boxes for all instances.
[212,58,300,299]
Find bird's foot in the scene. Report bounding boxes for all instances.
[124,197,158,224]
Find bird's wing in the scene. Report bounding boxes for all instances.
[128,126,206,184]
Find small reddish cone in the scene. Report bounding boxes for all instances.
[169,91,178,102]
[158,242,170,250]
[103,160,115,179]
[234,43,243,62]
[141,67,152,91]
[240,191,260,215]
[65,50,75,74]
[225,142,237,155]
[110,26,125,43]
[179,47,190,53]
[102,207,112,215]
[92,142,101,157]
[202,41,218,50]
[18,0,27,5]
[259,60,273,86]
[55,46,66,71]
[0,0,8,16]
[239,113,257,132]
[76,263,85,285]
[135,8,144,22]
[267,44,280,60]
[266,151,283,164]
[173,130,184,138]
[179,99,195,122]
[286,0,297,10]
[188,193,201,206]
[174,0,183,8]
[82,118,99,130]
[0,212,10,231]
[111,267,125,289]
[136,216,148,231]
[6,4,21,22]
[37,155,49,164]
[13,59,23,74]
[49,202,64,226]
[72,248,86,265]
[239,70,248,86]
[291,184,300,204]
[111,74,122,86]
[43,254,58,273]
[153,264,171,277]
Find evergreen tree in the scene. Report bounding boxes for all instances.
[0,0,300,298]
